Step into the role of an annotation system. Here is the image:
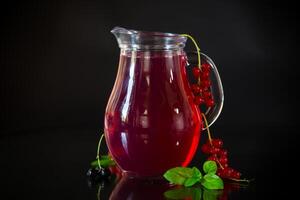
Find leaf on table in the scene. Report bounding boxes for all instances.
[201,173,224,190]
[163,167,202,186]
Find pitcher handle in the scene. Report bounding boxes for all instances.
[187,52,224,129]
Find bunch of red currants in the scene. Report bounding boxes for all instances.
[192,62,242,181]
[201,138,241,180]
[191,63,215,108]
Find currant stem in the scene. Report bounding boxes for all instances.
[180,34,202,84]
[227,178,254,183]
[216,160,224,170]
[96,133,105,169]
[201,113,213,145]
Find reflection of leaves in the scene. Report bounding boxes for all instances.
[203,188,223,200]
[164,187,201,200]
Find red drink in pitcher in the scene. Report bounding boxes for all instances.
[105,50,201,177]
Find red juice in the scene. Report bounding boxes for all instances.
[104,50,202,177]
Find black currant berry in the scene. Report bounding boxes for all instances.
[86,168,111,181]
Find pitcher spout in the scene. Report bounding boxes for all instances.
[110,26,187,50]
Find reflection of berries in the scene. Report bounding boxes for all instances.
[205,99,215,107]
[203,90,212,99]
[191,84,202,94]
[194,96,205,105]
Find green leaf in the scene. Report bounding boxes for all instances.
[90,155,115,168]
[201,174,224,190]
[203,161,218,174]
[203,188,223,200]
[99,155,110,160]
[184,177,200,187]
[163,167,202,186]
[164,187,201,200]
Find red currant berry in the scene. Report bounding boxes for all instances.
[210,147,221,154]
[206,98,215,107]
[219,156,228,165]
[212,139,223,148]
[194,96,205,105]
[223,168,234,177]
[207,154,218,162]
[203,90,212,99]
[232,171,241,179]
[201,143,211,154]
[222,163,229,168]
[201,63,211,72]
[219,149,228,157]
[192,67,201,78]
[201,80,211,88]
[201,71,210,79]
[191,84,201,94]
[217,169,225,177]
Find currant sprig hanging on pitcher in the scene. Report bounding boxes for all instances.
[180,34,215,108]
[181,34,250,183]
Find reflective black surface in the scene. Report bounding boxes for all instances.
[0,0,297,199]
[0,127,294,199]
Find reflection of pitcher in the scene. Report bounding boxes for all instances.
[108,177,241,200]
[109,176,170,200]
[104,27,224,177]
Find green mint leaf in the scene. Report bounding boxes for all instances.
[163,167,202,186]
[164,187,201,200]
[99,155,110,160]
[184,167,202,187]
[203,188,223,200]
[90,160,98,168]
[90,155,115,168]
[163,167,190,185]
[203,161,218,174]
[184,177,200,187]
[201,173,224,190]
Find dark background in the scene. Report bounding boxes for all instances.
[0,0,298,199]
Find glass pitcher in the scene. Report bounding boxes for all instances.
[104,27,224,177]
